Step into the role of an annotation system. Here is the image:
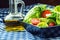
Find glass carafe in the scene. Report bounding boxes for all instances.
[4,0,25,32]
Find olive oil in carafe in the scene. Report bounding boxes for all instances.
[4,20,25,32]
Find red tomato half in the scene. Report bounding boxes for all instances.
[42,10,51,18]
[48,22,55,26]
[31,18,40,25]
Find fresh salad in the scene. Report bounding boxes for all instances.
[23,4,60,28]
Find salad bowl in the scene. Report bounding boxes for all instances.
[23,22,60,38]
[23,4,60,38]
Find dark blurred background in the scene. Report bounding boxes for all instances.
[0,0,60,8]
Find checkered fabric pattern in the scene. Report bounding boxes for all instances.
[0,3,60,40]
[0,23,35,40]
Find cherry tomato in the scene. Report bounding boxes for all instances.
[48,22,55,26]
[31,18,40,25]
[42,10,51,18]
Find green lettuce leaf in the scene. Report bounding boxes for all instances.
[23,4,47,23]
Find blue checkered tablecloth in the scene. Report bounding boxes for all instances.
[0,23,35,40]
[0,3,60,40]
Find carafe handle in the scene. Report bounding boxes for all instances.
[9,0,25,15]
